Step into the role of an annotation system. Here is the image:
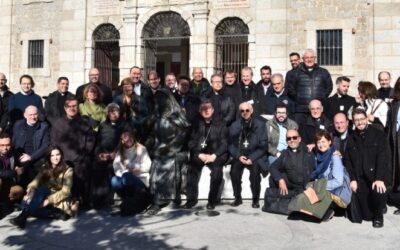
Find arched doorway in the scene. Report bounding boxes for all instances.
[215,17,249,78]
[92,23,120,89]
[142,11,190,83]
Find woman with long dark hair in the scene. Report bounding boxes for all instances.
[10,146,74,228]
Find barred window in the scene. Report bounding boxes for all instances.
[28,40,44,68]
[316,29,342,66]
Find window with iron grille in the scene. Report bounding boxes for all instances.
[316,29,342,66]
[215,17,249,77]
[28,40,44,68]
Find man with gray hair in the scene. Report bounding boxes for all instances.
[265,73,295,118]
[286,49,333,125]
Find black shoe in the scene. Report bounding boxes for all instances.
[251,201,260,209]
[206,203,215,210]
[10,212,28,229]
[372,218,384,228]
[183,201,197,209]
[147,205,161,216]
[230,198,242,207]
[394,209,400,215]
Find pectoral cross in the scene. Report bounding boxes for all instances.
[201,141,207,149]
[243,140,249,148]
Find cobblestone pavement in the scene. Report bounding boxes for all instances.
[1,201,400,250]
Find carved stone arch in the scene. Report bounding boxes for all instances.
[215,17,249,36]
[142,11,190,39]
[208,11,254,38]
[92,23,120,41]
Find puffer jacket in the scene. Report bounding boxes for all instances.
[287,63,333,113]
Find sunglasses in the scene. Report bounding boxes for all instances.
[240,109,250,113]
[286,136,299,141]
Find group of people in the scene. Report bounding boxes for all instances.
[0,48,399,229]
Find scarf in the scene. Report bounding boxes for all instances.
[310,145,335,180]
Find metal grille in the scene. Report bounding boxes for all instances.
[28,40,44,68]
[316,29,342,65]
[215,18,249,76]
[93,24,120,89]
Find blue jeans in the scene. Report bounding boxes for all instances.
[23,186,54,218]
[111,172,145,193]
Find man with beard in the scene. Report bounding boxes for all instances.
[184,100,228,210]
[229,102,268,208]
[201,74,235,126]
[285,52,301,86]
[76,68,112,105]
[255,65,272,117]
[266,103,298,164]
[0,73,13,133]
[325,76,357,121]
[344,108,389,228]
[51,96,95,210]
[45,76,75,126]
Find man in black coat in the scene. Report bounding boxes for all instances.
[229,102,268,208]
[255,65,272,117]
[174,76,201,125]
[0,73,13,133]
[332,113,352,156]
[223,70,241,118]
[299,99,333,151]
[238,67,261,118]
[286,49,333,125]
[184,100,228,210]
[201,74,235,127]
[377,71,394,102]
[0,133,24,219]
[51,96,95,209]
[269,129,315,195]
[45,76,75,126]
[75,68,113,105]
[325,76,357,121]
[265,73,295,119]
[190,67,210,97]
[344,108,389,228]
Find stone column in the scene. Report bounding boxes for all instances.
[121,0,139,77]
[190,3,209,78]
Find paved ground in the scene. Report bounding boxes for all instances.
[1,201,400,250]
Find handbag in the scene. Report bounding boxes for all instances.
[262,188,297,215]
[345,192,362,223]
[331,168,352,207]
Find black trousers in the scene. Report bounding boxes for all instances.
[186,157,225,204]
[230,159,261,201]
[356,179,387,221]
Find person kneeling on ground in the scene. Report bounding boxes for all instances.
[263,129,314,215]
[11,146,75,229]
[111,130,152,216]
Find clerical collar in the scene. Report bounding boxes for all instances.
[340,130,348,140]
[291,148,298,152]
[337,93,343,98]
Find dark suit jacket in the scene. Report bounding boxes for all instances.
[44,90,74,125]
[228,117,268,170]
[188,118,228,162]
[344,125,390,183]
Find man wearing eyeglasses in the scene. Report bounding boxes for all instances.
[268,129,315,199]
[266,103,298,164]
[229,102,268,208]
[184,100,228,210]
[332,113,352,156]
[344,108,389,228]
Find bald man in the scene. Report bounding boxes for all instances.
[299,99,333,150]
[332,112,351,156]
[76,68,113,105]
[228,102,268,208]
[12,105,49,186]
[378,71,394,101]
[190,67,210,96]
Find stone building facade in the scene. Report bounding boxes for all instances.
[0,0,399,97]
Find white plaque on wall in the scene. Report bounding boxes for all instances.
[213,0,250,9]
[93,0,120,16]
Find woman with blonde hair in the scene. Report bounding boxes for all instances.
[79,83,106,131]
